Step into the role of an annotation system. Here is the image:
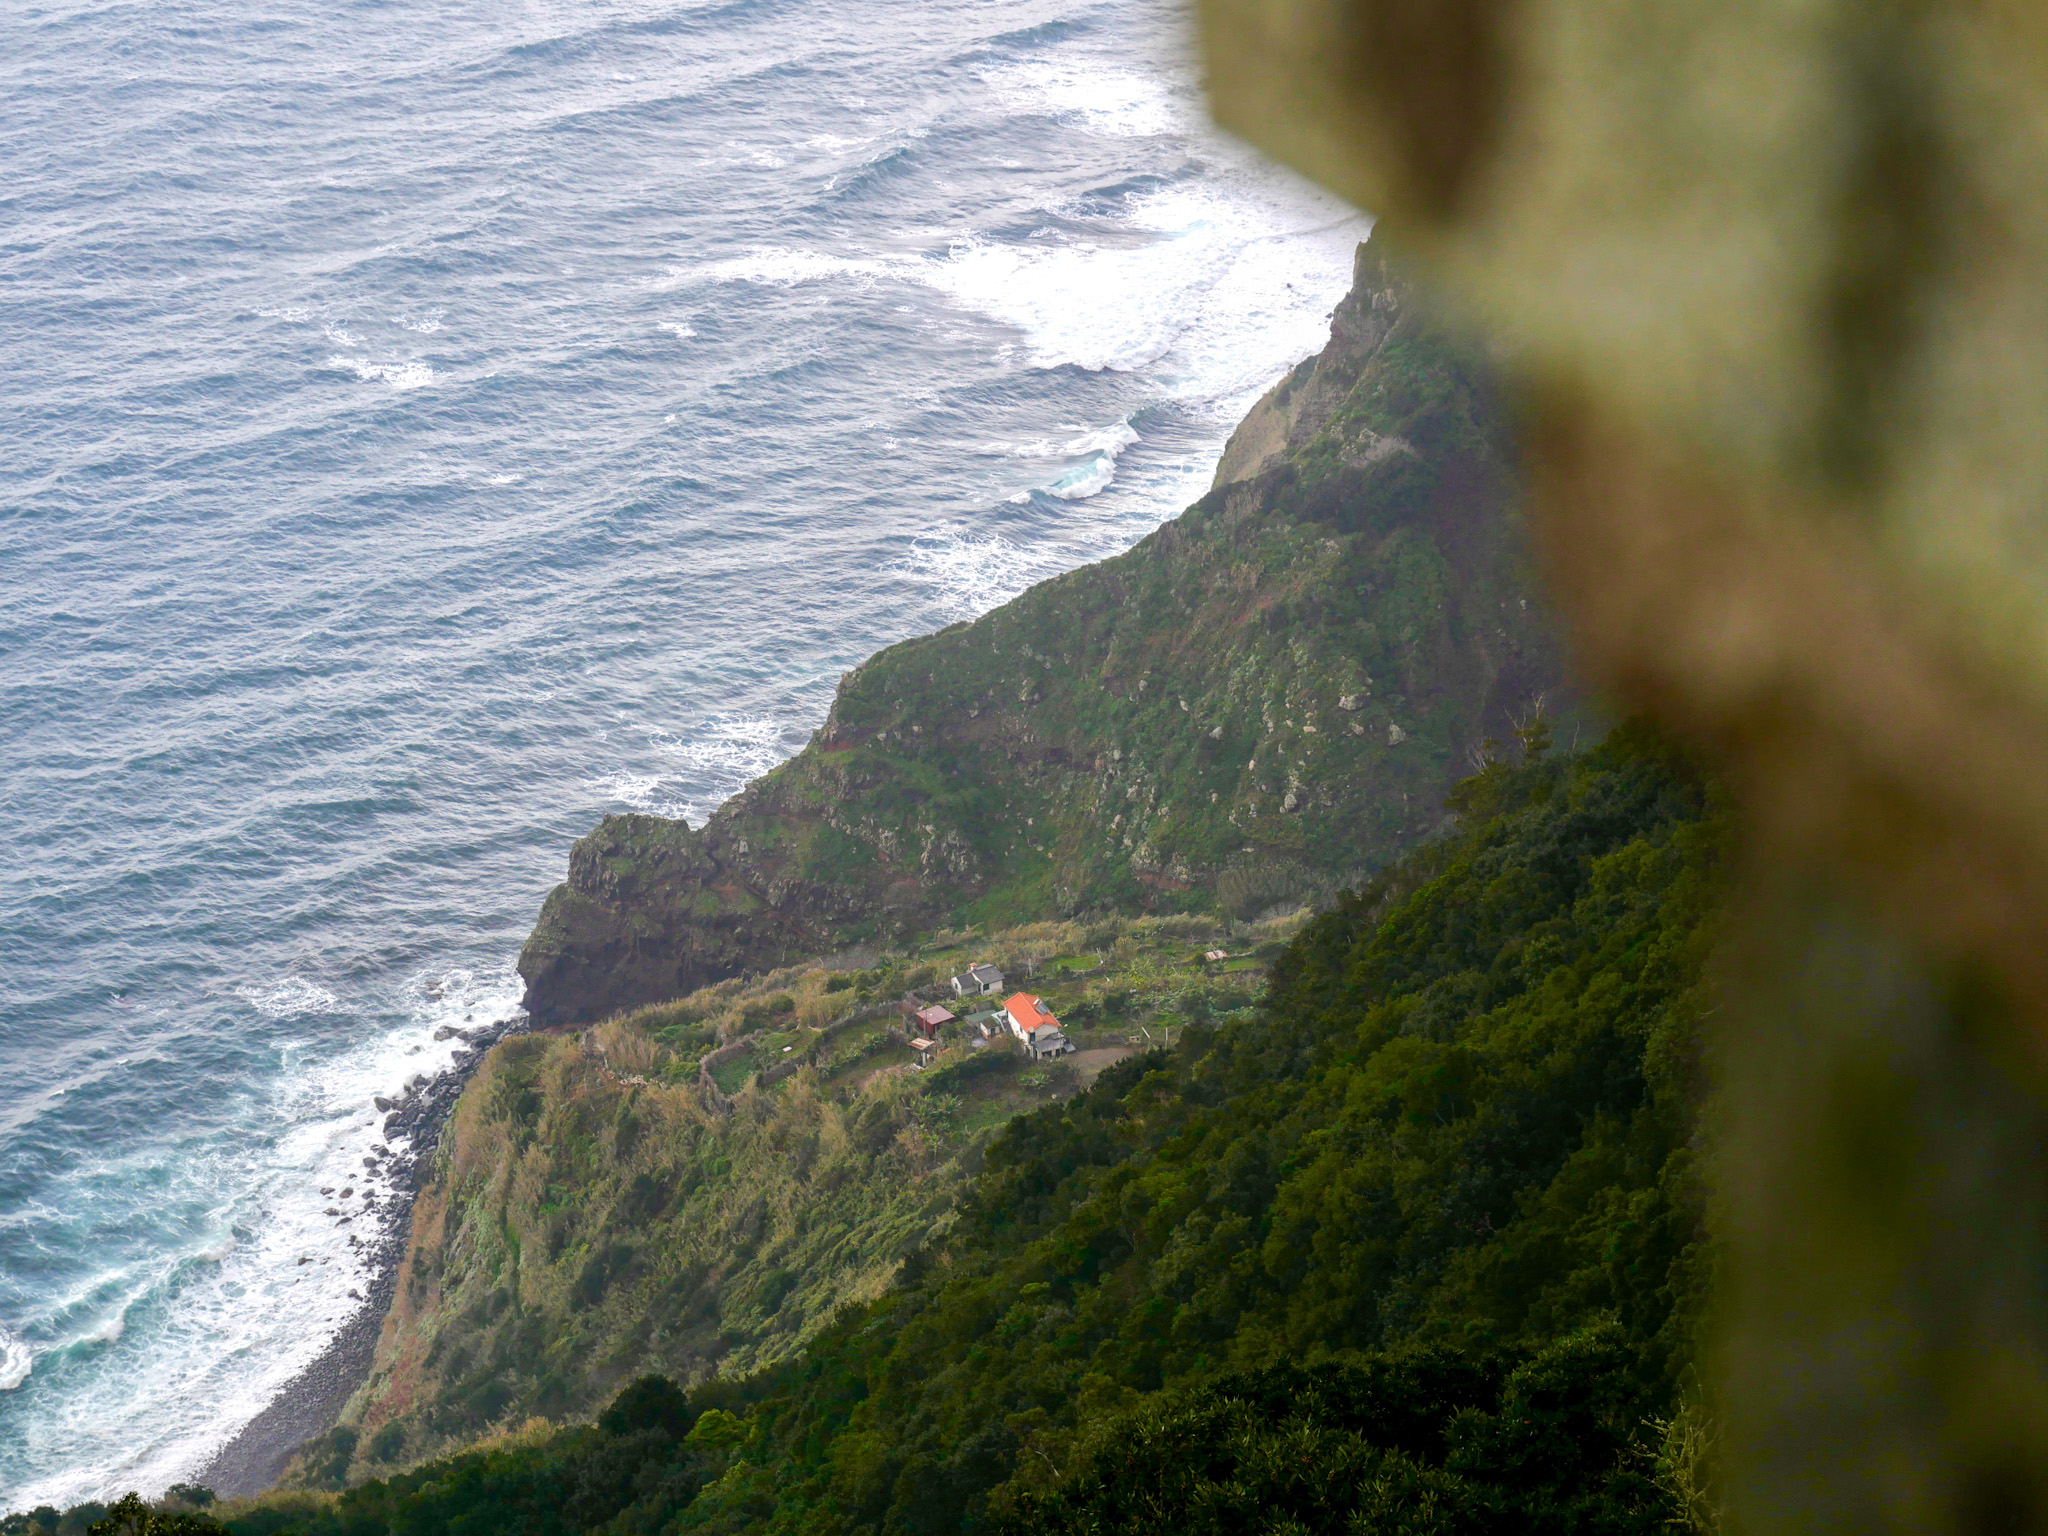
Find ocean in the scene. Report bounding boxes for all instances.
[0,0,1360,1507]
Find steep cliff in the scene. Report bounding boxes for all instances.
[519,241,1579,1027]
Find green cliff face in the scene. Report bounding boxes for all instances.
[519,243,1579,1027]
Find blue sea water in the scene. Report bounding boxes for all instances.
[0,0,1361,1506]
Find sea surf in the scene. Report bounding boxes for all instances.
[0,0,1360,1505]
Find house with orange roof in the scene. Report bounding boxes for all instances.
[1003,991,1074,1060]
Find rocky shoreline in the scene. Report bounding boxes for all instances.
[196,1014,528,1498]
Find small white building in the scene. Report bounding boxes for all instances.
[950,962,1005,998]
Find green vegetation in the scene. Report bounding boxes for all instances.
[62,724,1726,1534]
[290,915,1297,1484]
[518,246,1583,1026]
[2,1489,226,1536]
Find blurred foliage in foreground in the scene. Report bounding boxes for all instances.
[1197,1,2048,1526]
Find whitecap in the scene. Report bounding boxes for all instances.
[984,438,1057,458]
[611,716,807,827]
[0,1327,31,1390]
[940,184,1359,424]
[901,530,1068,622]
[325,356,436,390]
[1047,456,1117,501]
[239,978,340,1019]
[915,229,1226,374]
[662,248,889,291]
[397,965,524,1046]
[1042,419,1140,500]
[590,770,690,820]
[981,56,1189,139]
[1063,421,1141,457]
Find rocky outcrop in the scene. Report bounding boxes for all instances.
[519,240,1582,1026]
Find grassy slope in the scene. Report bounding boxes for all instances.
[181,726,1723,1536]
[516,243,1581,1027]
[290,915,1304,1486]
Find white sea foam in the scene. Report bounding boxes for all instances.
[238,978,339,1019]
[2,964,525,1511]
[326,356,436,389]
[582,717,815,830]
[982,57,1190,139]
[902,529,1076,623]
[591,769,691,821]
[1046,456,1117,501]
[917,233,1197,373]
[657,181,1355,450]
[922,181,1361,395]
[0,1202,61,1235]
[666,250,889,290]
[658,716,792,781]
[0,1330,30,1392]
[655,165,1356,439]
[1128,184,1370,414]
[632,715,805,825]
[1064,420,1141,458]
[1041,419,1140,500]
[395,309,444,334]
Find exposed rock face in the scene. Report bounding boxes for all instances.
[519,242,1581,1026]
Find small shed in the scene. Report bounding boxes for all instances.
[914,1004,956,1033]
[909,1036,937,1067]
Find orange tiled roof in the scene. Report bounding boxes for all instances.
[1004,992,1058,1034]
